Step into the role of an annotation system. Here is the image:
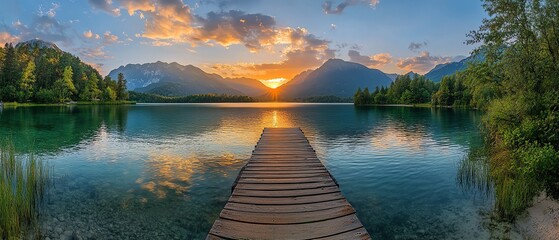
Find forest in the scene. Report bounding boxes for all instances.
[128,91,254,103]
[355,0,559,219]
[0,42,128,103]
[354,75,438,105]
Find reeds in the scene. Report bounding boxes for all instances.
[457,146,493,196]
[0,142,51,239]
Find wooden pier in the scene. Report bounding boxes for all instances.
[207,128,370,239]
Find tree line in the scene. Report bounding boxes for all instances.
[0,43,128,103]
[354,74,437,105]
[128,91,254,103]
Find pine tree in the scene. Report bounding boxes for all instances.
[116,73,128,100]
[354,88,363,105]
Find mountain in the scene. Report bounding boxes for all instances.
[404,71,419,78]
[385,73,399,81]
[424,54,483,82]
[277,59,392,99]
[15,39,62,52]
[224,77,270,97]
[108,62,268,97]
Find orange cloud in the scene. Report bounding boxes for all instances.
[103,31,119,44]
[207,27,335,80]
[83,30,100,39]
[0,32,19,45]
[348,50,392,68]
[119,0,156,15]
[397,51,451,73]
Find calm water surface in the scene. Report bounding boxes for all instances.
[1,103,497,239]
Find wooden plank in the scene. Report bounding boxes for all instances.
[249,156,318,160]
[237,176,333,184]
[233,186,340,197]
[234,181,337,191]
[219,205,355,224]
[246,163,324,167]
[243,166,328,171]
[209,214,364,240]
[240,170,328,175]
[228,192,345,205]
[240,173,329,179]
[224,199,352,213]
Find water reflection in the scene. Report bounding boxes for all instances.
[0,104,500,239]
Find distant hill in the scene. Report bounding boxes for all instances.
[224,77,270,97]
[276,59,392,99]
[424,55,482,82]
[385,73,399,81]
[108,62,269,97]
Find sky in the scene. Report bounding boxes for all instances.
[0,0,487,87]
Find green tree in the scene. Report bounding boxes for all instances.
[0,43,19,101]
[18,60,36,102]
[102,87,117,102]
[363,87,371,104]
[53,66,76,102]
[353,88,363,105]
[116,73,128,100]
[433,75,455,106]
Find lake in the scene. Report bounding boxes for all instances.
[0,103,498,239]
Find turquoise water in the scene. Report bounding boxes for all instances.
[0,103,496,239]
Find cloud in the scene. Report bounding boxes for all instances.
[209,27,335,79]
[348,50,391,68]
[83,30,100,39]
[330,23,336,30]
[202,0,260,9]
[38,3,59,18]
[77,46,111,60]
[0,32,20,45]
[139,0,195,42]
[151,40,172,46]
[103,31,119,44]
[88,0,121,16]
[192,10,277,51]
[322,0,379,14]
[397,51,451,73]
[137,4,278,52]
[13,13,71,45]
[118,0,156,15]
[408,41,427,51]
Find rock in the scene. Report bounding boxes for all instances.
[72,231,83,240]
[55,227,63,234]
[59,230,76,240]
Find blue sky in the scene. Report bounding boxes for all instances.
[0,0,487,82]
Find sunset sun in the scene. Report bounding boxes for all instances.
[260,78,288,89]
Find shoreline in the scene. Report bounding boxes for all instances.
[515,193,559,239]
[1,101,136,107]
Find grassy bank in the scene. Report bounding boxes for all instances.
[0,142,52,239]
